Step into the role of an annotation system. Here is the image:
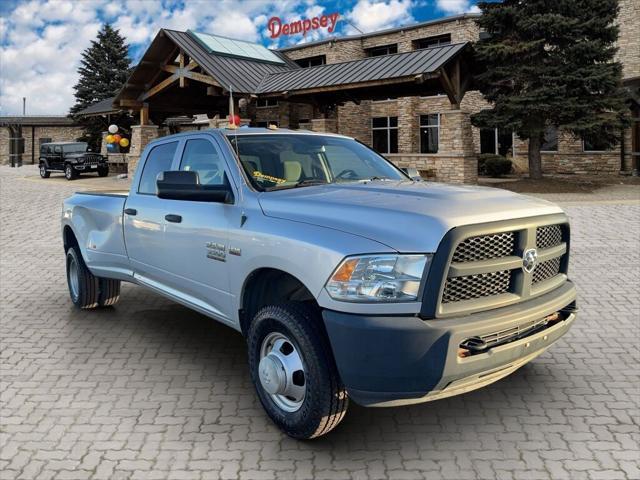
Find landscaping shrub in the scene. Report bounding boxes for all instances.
[479,154,512,177]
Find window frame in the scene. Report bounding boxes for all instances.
[582,134,611,153]
[136,140,180,196]
[419,113,440,154]
[480,128,516,158]
[256,98,279,108]
[371,116,399,154]
[177,137,230,188]
[541,126,559,153]
[365,43,398,57]
[294,55,326,68]
[413,33,452,50]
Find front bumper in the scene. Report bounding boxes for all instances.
[322,280,577,407]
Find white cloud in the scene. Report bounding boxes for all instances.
[436,0,479,15]
[346,0,414,34]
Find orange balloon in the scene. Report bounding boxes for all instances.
[113,134,122,143]
[119,138,129,148]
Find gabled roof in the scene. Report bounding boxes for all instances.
[257,43,467,94]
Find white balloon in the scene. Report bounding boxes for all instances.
[108,124,118,134]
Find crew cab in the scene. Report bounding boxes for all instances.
[61,128,577,439]
[40,142,109,180]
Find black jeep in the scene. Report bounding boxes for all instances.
[39,142,109,180]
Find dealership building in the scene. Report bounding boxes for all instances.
[8,1,636,182]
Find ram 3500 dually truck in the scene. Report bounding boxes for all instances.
[61,128,577,439]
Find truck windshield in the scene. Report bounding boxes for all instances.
[228,134,407,191]
[62,143,88,154]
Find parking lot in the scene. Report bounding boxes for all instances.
[1,165,638,480]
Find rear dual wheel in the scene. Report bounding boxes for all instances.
[247,303,349,439]
[66,246,120,308]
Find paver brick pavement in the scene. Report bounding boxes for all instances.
[1,166,638,479]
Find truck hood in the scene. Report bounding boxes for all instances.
[258,180,564,252]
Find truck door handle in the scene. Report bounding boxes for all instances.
[165,214,182,223]
[124,208,137,216]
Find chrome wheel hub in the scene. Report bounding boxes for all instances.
[259,332,306,412]
[68,256,80,299]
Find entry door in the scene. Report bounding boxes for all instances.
[160,136,235,323]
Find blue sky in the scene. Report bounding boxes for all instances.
[0,0,480,115]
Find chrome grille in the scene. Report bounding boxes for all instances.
[452,232,515,262]
[536,225,562,249]
[83,154,103,165]
[478,316,552,348]
[532,256,561,284]
[442,270,511,303]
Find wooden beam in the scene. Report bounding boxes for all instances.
[140,103,149,125]
[184,70,222,88]
[119,99,143,108]
[438,67,459,108]
[179,51,186,88]
[185,60,198,71]
[139,73,179,101]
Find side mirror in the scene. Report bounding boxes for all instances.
[156,171,233,203]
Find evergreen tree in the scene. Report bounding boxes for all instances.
[471,0,629,179]
[70,24,132,151]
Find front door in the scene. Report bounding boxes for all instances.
[160,135,235,324]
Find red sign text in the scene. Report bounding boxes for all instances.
[267,13,340,39]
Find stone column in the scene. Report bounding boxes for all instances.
[310,118,338,133]
[127,125,159,176]
[100,132,108,156]
[437,110,477,183]
[398,96,418,153]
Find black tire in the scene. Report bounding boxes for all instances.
[97,166,109,177]
[98,278,121,306]
[66,247,99,309]
[65,164,77,181]
[247,302,348,439]
[39,164,50,178]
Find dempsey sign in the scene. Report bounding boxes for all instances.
[267,13,340,39]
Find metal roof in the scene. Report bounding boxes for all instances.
[0,116,77,126]
[163,30,297,94]
[277,13,480,52]
[257,42,467,94]
[76,97,119,117]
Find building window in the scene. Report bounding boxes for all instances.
[413,33,451,50]
[583,132,610,152]
[419,114,439,153]
[256,98,278,108]
[541,126,558,152]
[366,44,398,57]
[372,117,398,154]
[372,96,397,103]
[480,128,513,156]
[294,55,326,68]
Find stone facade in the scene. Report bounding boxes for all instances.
[0,124,83,165]
[616,0,640,81]
[127,125,159,175]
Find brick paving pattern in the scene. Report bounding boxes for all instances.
[1,166,639,479]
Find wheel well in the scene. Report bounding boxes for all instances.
[63,226,79,253]
[240,268,317,336]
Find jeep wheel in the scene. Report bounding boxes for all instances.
[65,164,77,181]
[39,164,50,178]
[247,303,348,439]
[97,166,109,177]
[66,246,99,309]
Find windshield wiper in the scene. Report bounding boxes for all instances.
[264,179,328,192]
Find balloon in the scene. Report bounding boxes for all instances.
[108,124,118,134]
[105,134,115,144]
[228,114,240,126]
[113,134,122,143]
[119,138,129,148]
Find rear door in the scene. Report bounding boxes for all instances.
[123,139,180,282]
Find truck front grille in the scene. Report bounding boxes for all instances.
[83,154,103,165]
[442,270,511,303]
[425,216,570,318]
[532,257,561,284]
[452,232,515,262]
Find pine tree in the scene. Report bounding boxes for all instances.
[70,24,132,151]
[471,0,629,179]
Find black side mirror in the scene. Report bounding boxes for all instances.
[156,171,233,203]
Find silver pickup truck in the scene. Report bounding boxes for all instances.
[61,128,577,439]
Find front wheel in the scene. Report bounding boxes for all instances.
[247,303,349,439]
[39,164,50,178]
[64,164,77,180]
[97,165,109,177]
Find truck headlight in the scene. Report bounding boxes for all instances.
[325,254,431,302]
